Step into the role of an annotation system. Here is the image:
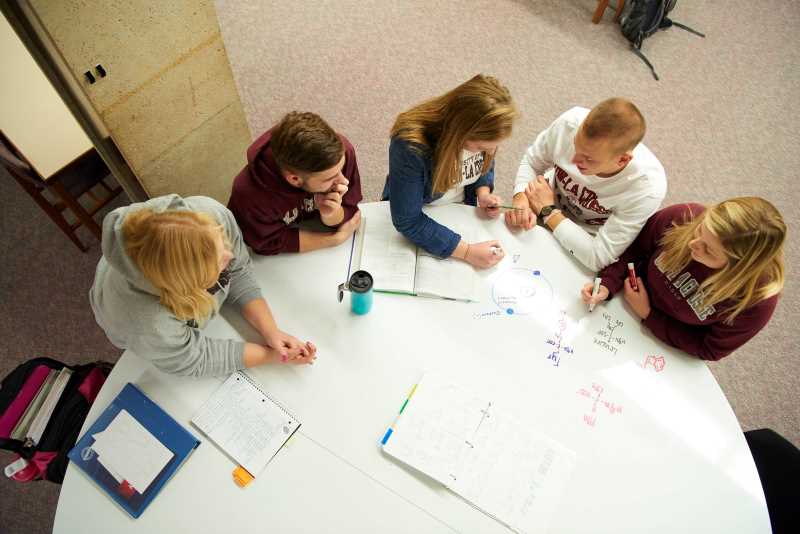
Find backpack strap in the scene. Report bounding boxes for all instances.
[670,20,706,38]
[630,46,660,80]
[0,436,33,457]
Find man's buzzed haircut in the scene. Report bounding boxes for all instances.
[582,98,646,154]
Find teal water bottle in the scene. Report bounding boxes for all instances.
[349,270,373,315]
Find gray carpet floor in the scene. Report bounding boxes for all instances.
[1,1,797,533]
[215,0,800,447]
[0,173,126,534]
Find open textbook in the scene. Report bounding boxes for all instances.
[349,204,482,302]
[382,374,576,534]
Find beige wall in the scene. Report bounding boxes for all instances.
[0,13,92,178]
[28,0,251,203]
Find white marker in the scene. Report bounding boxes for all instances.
[589,277,602,312]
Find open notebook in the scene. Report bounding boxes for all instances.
[381,374,576,534]
[191,372,300,478]
[349,204,482,302]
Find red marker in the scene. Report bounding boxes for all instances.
[627,263,639,291]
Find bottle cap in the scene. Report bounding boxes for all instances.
[349,270,373,293]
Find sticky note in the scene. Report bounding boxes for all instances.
[232,466,254,488]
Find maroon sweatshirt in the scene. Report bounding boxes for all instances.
[228,129,362,255]
[598,203,778,361]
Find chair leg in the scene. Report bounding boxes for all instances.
[8,174,89,252]
[614,0,625,22]
[54,214,90,252]
[593,0,610,23]
[32,187,89,251]
[50,182,103,240]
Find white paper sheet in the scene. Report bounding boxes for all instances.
[91,409,174,493]
[414,252,480,302]
[384,374,576,534]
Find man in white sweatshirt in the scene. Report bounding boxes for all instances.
[506,98,666,271]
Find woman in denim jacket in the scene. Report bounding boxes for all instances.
[382,74,519,269]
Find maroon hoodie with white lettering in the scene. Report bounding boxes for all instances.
[228,129,362,255]
[598,203,778,361]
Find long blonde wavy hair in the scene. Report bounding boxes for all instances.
[658,197,786,323]
[391,74,518,195]
[123,209,226,324]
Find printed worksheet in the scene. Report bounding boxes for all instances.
[383,374,576,534]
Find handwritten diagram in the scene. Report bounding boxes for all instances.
[593,312,626,355]
[491,268,554,315]
[577,383,622,427]
[638,355,666,372]
[545,311,574,367]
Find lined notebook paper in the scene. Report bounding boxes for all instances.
[191,372,300,477]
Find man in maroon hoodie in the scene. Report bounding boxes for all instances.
[228,112,362,255]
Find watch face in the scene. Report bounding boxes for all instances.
[540,205,555,218]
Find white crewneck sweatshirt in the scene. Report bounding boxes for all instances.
[514,107,666,271]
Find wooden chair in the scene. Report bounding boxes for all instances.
[593,0,625,24]
[0,130,123,252]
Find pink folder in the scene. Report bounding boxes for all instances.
[0,365,51,438]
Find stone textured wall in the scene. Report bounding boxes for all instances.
[29,0,251,202]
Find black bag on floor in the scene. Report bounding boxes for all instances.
[619,0,705,80]
[0,357,112,483]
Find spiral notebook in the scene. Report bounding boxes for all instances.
[190,371,300,477]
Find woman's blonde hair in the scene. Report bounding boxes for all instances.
[658,197,786,323]
[123,208,225,324]
[390,74,518,195]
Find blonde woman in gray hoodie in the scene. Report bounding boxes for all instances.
[90,194,316,377]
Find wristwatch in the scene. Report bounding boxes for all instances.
[538,204,558,221]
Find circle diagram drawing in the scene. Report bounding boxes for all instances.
[491,268,554,315]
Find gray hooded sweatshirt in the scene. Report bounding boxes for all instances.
[89,194,263,377]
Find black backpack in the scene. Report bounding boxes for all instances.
[619,0,705,80]
[0,357,113,483]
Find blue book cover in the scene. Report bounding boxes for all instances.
[67,383,200,518]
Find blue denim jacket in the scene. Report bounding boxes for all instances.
[381,137,495,257]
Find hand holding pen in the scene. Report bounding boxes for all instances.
[461,240,505,269]
[476,191,503,219]
[504,194,536,231]
[581,278,609,311]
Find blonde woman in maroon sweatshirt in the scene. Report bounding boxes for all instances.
[582,197,785,360]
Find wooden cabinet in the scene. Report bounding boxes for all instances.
[28,0,251,202]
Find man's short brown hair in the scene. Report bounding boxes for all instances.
[271,111,344,174]
[581,98,646,153]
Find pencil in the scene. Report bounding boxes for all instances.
[459,202,524,211]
